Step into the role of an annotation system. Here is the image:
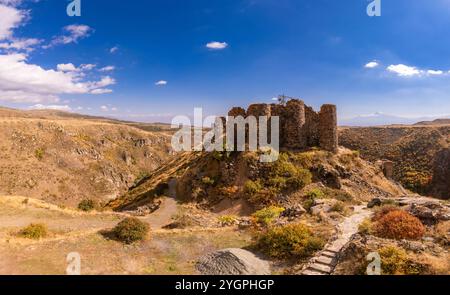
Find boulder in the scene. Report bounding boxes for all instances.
[281,204,307,220]
[197,248,270,275]
[407,203,450,223]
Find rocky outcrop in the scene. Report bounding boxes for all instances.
[197,248,271,275]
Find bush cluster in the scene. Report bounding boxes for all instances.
[19,223,48,239]
[256,223,325,258]
[112,217,149,244]
[252,206,285,226]
[373,210,425,240]
[78,199,97,212]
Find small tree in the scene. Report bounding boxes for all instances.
[112,218,150,244]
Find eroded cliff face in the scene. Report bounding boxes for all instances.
[0,109,173,207]
[339,125,450,199]
[431,148,450,199]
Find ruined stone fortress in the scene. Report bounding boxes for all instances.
[227,98,338,153]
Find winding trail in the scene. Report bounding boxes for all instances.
[301,205,373,275]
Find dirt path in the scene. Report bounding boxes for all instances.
[301,205,373,275]
[141,196,178,229]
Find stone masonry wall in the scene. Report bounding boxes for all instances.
[226,98,338,153]
[319,104,338,153]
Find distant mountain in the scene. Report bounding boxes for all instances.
[414,118,450,126]
[339,112,450,127]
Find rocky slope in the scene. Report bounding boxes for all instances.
[0,107,174,207]
[109,147,405,213]
[339,125,450,199]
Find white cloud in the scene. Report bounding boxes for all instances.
[0,4,25,40]
[365,61,379,68]
[90,88,112,94]
[99,65,115,72]
[45,24,92,48]
[0,1,24,7]
[0,54,115,102]
[90,76,115,88]
[30,104,72,112]
[386,63,450,78]
[57,63,96,74]
[100,105,108,111]
[155,80,167,86]
[0,38,41,52]
[111,107,118,112]
[80,63,96,71]
[206,41,228,50]
[387,64,421,77]
[427,70,443,75]
[110,46,118,53]
[57,63,78,72]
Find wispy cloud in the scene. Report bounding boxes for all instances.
[155,80,168,86]
[110,46,119,53]
[44,24,93,48]
[99,65,115,72]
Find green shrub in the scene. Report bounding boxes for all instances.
[201,176,215,186]
[19,223,48,239]
[252,206,285,226]
[379,246,408,275]
[330,201,345,213]
[269,154,312,191]
[112,218,149,244]
[78,199,97,212]
[244,180,263,195]
[256,223,325,258]
[305,189,324,199]
[303,189,323,212]
[402,169,431,194]
[218,215,238,226]
[35,148,45,160]
[358,219,373,235]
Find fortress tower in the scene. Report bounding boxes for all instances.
[226,98,338,153]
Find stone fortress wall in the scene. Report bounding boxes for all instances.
[227,98,338,153]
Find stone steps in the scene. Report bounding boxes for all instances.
[301,205,374,275]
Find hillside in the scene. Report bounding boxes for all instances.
[339,125,450,199]
[0,107,174,207]
[109,148,405,212]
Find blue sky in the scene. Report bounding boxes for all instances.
[1,0,450,123]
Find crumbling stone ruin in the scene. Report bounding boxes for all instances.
[227,98,338,153]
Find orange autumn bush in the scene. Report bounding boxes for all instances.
[373,210,425,241]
